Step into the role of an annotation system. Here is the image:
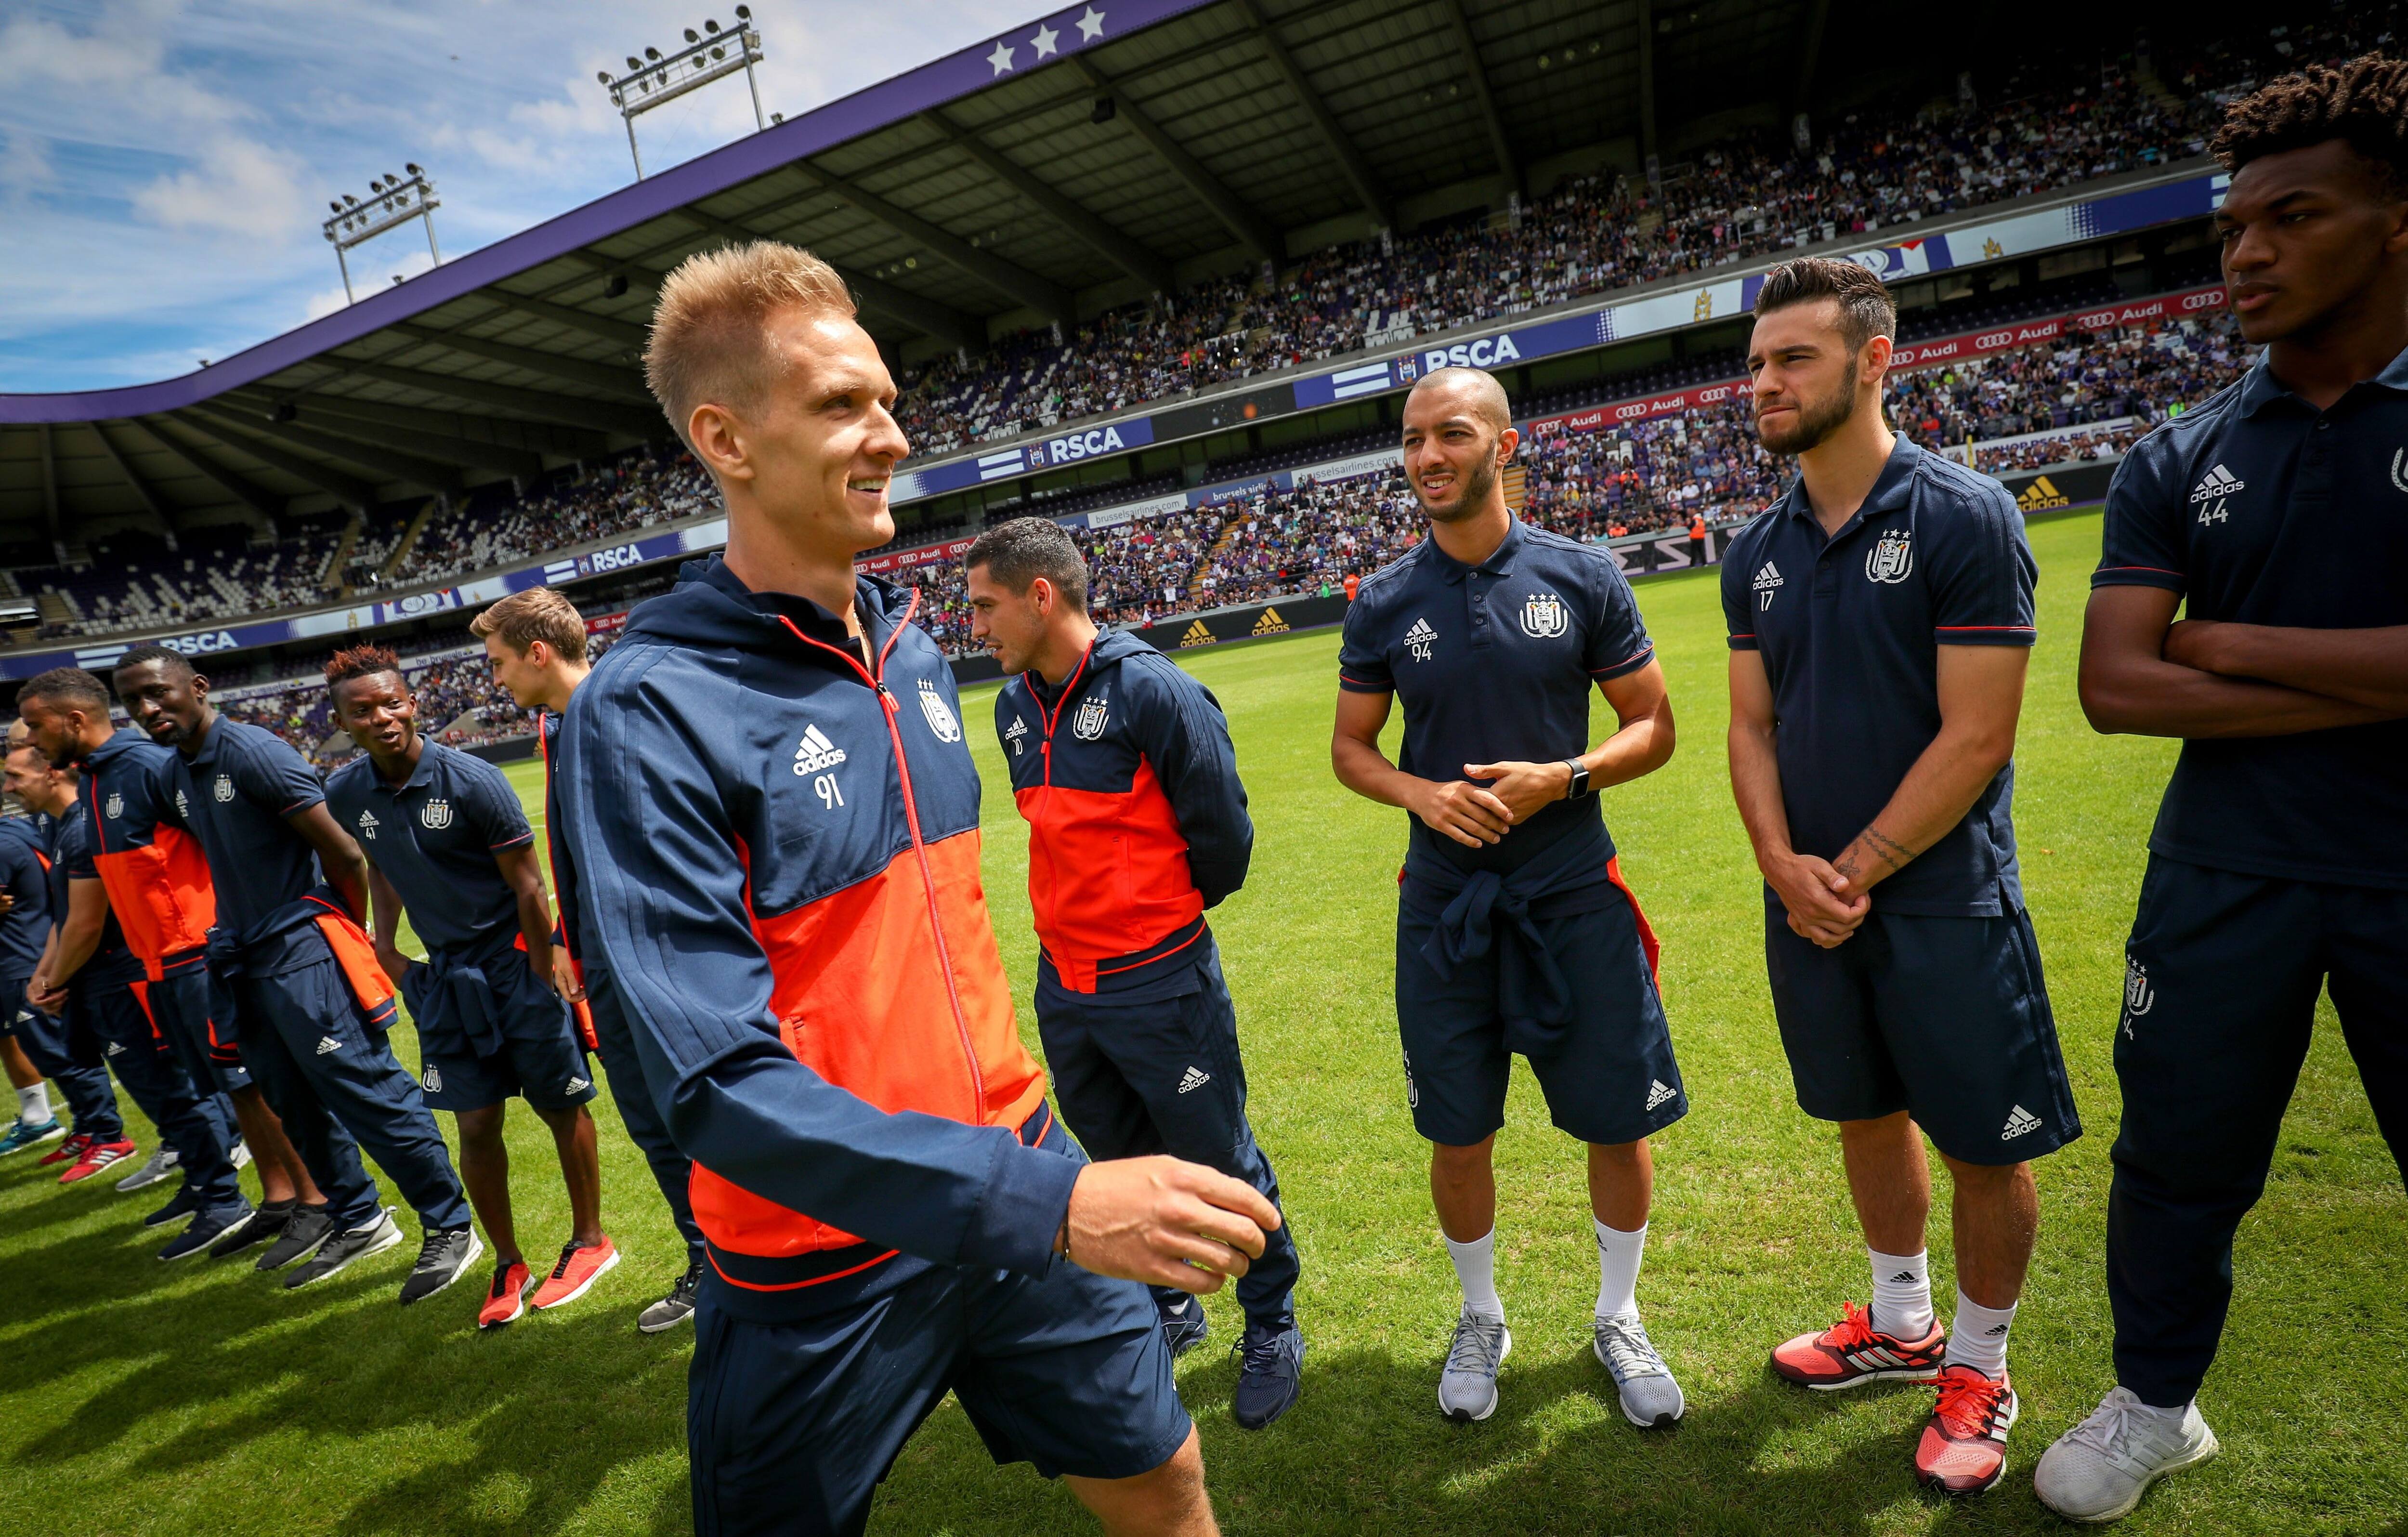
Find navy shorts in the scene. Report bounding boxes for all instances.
[686,1116,1189,1537]
[400,949,594,1114]
[1764,902,2080,1165]
[1396,878,1687,1148]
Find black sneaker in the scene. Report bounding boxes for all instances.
[159,1203,254,1262]
[398,1227,484,1306]
[142,1182,200,1228]
[638,1257,704,1334]
[207,1199,296,1260]
[255,1205,336,1271]
[285,1209,404,1288]
[1231,1321,1305,1430]
[1160,1294,1210,1358]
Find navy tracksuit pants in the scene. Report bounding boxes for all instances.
[1035,937,1299,1332]
[77,980,247,1215]
[1,978,121,1143]
[2108,858,2408,1407]
[229,945,471,1234]
[587,965,704,1263]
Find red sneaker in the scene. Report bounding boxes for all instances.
[529,1237,619,1311]
[1917,1364,2018,1495]
[60,1138,136,1184]
[38,1132,93,1169]
[478,1260,534,1329]
[1770,1301,1947,1390]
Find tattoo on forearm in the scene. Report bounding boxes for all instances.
[1860,828,1916,872]
[1833,851,1865,881]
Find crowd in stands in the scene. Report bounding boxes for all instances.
[883,14,2363,457]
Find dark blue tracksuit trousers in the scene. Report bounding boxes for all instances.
[78,981,246,1215]
[2108,858,2408,1407]
[2,978,121,1142]
[1035,939,1299,1332]
[587,965,704,1263]
[231,948,471,1233]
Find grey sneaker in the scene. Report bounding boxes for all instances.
[398,1226,484,1305]
[638,1258,702,1334]
[285,1208,404,1289]
[1438,1310,1511,1422]
[2035,1387,2219,1524]
[1594,1313,1685,1428]
[255,1205,337,1271]
[114,1146,180,1192]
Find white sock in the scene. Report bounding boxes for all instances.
[1446,1229,1505,1323]
[1944,1289,2017,1378]
[1869,1247,1935,1339]
[16,1082,49,1125]
[1594,1218,1647,1321]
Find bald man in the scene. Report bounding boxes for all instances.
[1331,367,1691,1429]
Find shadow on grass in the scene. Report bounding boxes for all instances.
[881,1334,2086,1536]
[1,1213,692,1535]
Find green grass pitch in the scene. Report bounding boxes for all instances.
[3,509,2401,1535]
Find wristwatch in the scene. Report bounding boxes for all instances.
[1563,758,1593,800]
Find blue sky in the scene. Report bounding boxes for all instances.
[0,0,1034,392]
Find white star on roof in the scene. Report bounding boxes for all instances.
[986,39,1016,74]
[1076,6,1107,41]
[1029,22,1060,57]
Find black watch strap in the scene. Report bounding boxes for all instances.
[1564,759,1592,800]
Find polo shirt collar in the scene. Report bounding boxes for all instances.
[2238,345,2408,418]
[1779,434,1921,542]
[1432,518,1526,586]
[371,741,441,795]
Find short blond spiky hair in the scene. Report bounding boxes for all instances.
[643,241,858,448]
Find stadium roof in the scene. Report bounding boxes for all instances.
[0,0,2140,545]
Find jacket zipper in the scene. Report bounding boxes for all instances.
[1029,645,1094,913]
[777,599,986,1119]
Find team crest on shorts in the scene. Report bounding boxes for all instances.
[917,678,962,744]
[105,791,124,819]
[419,798,452,830]
[423,1065,442,1093]
[2121,955,2155,1036]
[1518,590,1570,639]
[212,775,236,803]
[1865,530,1913,583]
[1072,695,1110,741]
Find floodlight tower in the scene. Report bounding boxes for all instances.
[321,164,442,305]
[598,7,767,179]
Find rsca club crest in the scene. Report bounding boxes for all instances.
[1865,530,1913,584]
[423,1065,442,1094]
[2121,956,2155,1037]
[419,798,452,831]
[916,679,962,744]
[104,791,124,819]
[212,775,236,803]
[1518,590,1570,639]
[1072,694,1110,742]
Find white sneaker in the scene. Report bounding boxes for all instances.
[1594,1313,1685,1428]
[2035,1386,2219,1523]
[1438,1310,1510,1422]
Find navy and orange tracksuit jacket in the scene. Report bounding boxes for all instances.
[994,631,1252,993]
[78,730,216,983]
[556,557,1073,1318]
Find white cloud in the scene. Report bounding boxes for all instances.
[0,0,1039,391]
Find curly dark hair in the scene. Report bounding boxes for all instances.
[2212,53,2408,197]
[324,643,406,690]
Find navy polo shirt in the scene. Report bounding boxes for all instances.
[1339,519,1656,874]
[55,809,144,986]
[326,739,535,958]
[0,819,51,981]
[1720,437,2036,917]
[157,718,327,946]
[2094,347,2408,890]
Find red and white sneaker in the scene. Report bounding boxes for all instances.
[1770,1301,1947,1390]
[529,1237,619,1311]
[38,1132,93,1169]
[60,1137,136,1184]
[1917,1365,2018,1495]
[478,1259,535,1329]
